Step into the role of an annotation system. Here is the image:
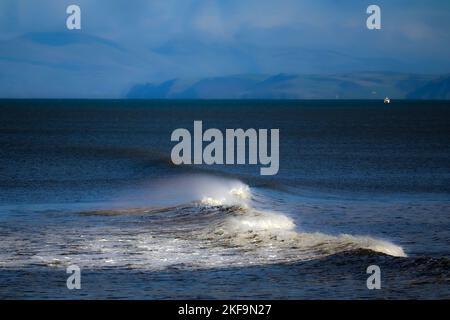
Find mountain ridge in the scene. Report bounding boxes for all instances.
[126,73,450,100]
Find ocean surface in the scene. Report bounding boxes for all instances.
[0,99,449,299]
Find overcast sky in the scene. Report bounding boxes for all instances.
[0,0,449,97]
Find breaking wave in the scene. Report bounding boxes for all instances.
[0,175,406,270]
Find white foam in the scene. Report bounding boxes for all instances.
[229,186,251,200]
[201,197,226,206]
[225,210,295,232]
[0,176,407,270]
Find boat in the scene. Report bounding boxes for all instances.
[384,97,391,104]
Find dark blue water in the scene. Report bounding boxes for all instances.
[0,100,449,299]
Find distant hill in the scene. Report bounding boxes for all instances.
[126,73,450,99]
[1,32,449,99]
[126,79,177,99]
[406,76,450,99]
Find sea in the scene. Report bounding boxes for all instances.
[0,99,449,299]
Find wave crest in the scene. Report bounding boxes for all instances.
[1,176,406,270]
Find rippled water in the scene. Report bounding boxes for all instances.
[0,100,449,299]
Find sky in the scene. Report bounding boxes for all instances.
[0,0,449,98]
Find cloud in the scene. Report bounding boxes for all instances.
[0,0,449,97]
